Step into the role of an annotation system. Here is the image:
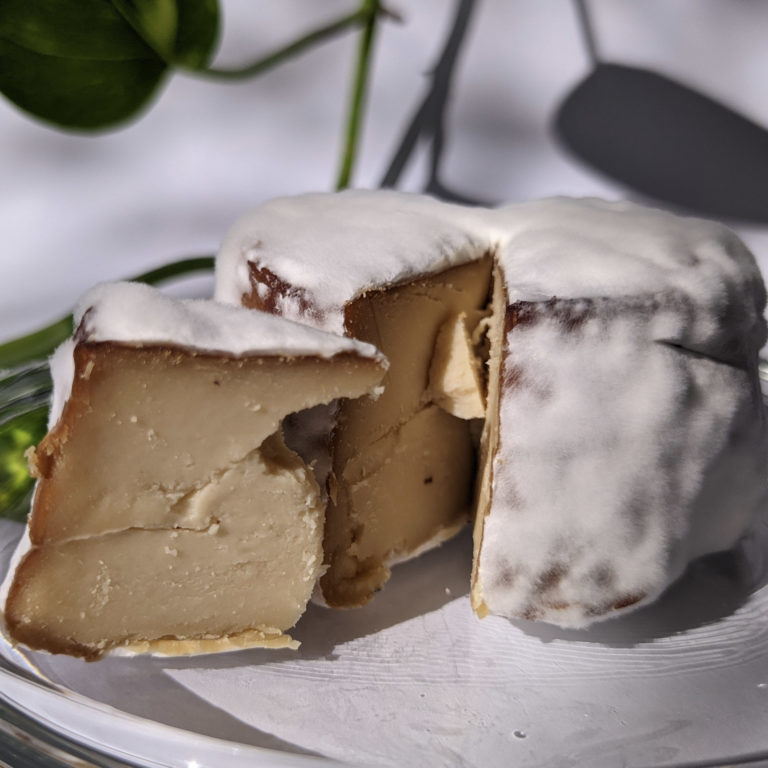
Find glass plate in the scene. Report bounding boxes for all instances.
[1,398,768,768]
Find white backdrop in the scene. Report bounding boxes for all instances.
[2,0,768,340]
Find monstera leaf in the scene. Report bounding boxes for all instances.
[0,0,219,130]
[555,63,768,224]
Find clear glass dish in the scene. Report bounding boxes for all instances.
[1,381,767,768]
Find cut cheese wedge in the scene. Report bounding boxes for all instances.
[1,282,386,659]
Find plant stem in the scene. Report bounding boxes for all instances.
[573,0,599,68]
[0,316,74,373]
[196,10,366,81]
[336,0,381,190]
[0,255,214,369]
[132,255,214,285]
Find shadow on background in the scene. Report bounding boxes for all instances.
[555,63,768,224]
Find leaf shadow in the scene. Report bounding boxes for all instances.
[554,63,768,224]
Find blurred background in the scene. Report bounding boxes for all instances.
[2,0,768,341]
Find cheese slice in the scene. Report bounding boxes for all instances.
[1,283,386,659]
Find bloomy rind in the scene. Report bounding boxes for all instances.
[216,191,768,627]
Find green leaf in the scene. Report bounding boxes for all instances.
[173,0,219,69]
[0,36,167,129]
[0,0,158,59]
[109,0,218,67]
[110,0,178,61]
[0,0,219,130]
[0,0,164,130]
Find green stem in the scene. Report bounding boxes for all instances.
[0,316,74,372]
[336,0,381,190]
[131,255,214,285]
[0,255,214,369]
[194,10,366,81]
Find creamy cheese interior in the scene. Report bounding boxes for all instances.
[5,343,384,658]
[428,309,488,420]
[320,258,492,607]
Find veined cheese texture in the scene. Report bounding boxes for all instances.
[215,191,768,625]
[1,282,386,658]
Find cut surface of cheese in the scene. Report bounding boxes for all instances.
[428,309,488,420]
[1,283,386,658]
[321,258,492,606]
[216,191,768,626]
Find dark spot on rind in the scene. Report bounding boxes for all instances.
[624,491,650,544]
[73,308,94,344]
[501,360,554,401]
[495,565,517,588]
[503,363,524,388]
[507,297,596,334]
[534,564,567,593]
[498,482,522,509]
[585,591,646,617]
[244,261,325,323]
[590,564,616,588]
[541,599,570,611]
[522,604,540,621]
[423,476,433,484]
[213,379,221,386]
[504,292,685,343]
[612,592,644,610]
